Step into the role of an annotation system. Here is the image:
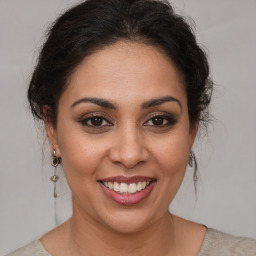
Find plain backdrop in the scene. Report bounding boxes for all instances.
[0,0,256,254]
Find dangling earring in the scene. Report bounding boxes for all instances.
[188,151,198,182]
[50,150,60,198]
[188,151,198,188]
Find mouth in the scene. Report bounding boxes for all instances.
[98,176,156,205]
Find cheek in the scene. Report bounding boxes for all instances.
[149,130,191,182]
[57,129,107,183]
[58,136,109,207]
[153,130,190,164]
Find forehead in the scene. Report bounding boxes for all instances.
[61,41,186,107]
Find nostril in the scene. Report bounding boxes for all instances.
[108,143,149,168]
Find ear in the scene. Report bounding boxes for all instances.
[189,121,199,150]
[43,105,61,157]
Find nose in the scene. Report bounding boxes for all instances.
[108,126,149,169]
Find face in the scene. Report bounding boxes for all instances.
[45,41,197,233]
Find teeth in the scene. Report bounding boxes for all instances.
[113,182,119,192]
[102,180,152,194]
[137,182,142,191]
[108,182,113,189]
[120,183,128,193]
[127,183,135,193]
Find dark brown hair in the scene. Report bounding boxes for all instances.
[28,0,213,128]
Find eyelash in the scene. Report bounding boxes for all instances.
[79,114,112,129]
[79,113,177,129]
[144,113,177,127]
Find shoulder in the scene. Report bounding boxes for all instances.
[198,228,256,256]
[6,240,50,256]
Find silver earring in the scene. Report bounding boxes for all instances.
[188,151,198,183]
[50,150,60,198]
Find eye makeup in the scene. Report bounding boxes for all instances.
[78,110,178,132]
[143,112,177,128]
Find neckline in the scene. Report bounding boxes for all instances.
[197,227,215,255]
[38,227,213,256]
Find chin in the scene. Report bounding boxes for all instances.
[104,212,152,234]
[96,205,163,235]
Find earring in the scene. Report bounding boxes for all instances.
[50,150,60,198]
[188,151,198,183]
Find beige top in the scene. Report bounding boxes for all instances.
[6,228,256,256]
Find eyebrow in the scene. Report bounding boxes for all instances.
[141,96,182,110]
[71,97,116,109]
[71,96,182,110]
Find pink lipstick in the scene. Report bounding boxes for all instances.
[98,176,156,205]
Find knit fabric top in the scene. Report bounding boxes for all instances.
[6,228,256,256]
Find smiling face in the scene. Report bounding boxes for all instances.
[45,41,197,233]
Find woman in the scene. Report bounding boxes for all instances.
[7,0,256,255]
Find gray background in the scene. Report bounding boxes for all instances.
[0,0,256,254]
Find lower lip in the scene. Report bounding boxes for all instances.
[99,181,155,205]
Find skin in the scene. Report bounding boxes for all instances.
[42,41,206,256]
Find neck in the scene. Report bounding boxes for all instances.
[66,204,177,256]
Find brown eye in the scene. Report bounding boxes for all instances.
[90,117,103,126]
[144,114,177,127]
[152,116,164,125]
[80,115,112,128]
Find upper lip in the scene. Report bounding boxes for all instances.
[98,176,156,184]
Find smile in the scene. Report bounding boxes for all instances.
[98,176,156,205]
[102,181,150,194]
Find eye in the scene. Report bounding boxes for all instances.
[80,115,112,128]
[144,114,177,127]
